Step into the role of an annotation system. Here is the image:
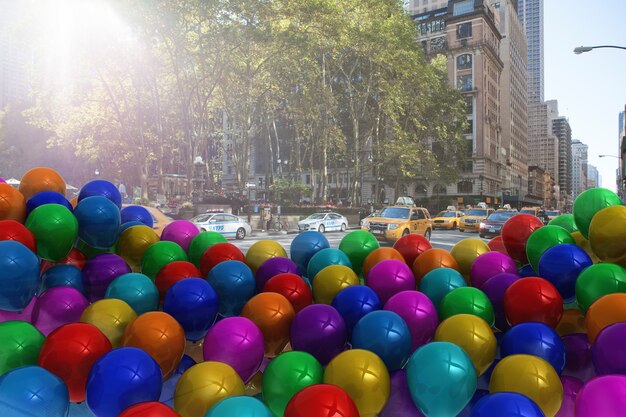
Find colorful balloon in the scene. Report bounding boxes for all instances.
[121,205,154,228]
[575,263,626,314]
[291,231,330,273]
[161,221,199,253]
[257,257,301,290]
[555,376,582,417]
[263,273,312,313]
[206,396,271,417]
[106,273,159,315]
[155,261,202,302]
[119,402,181,417]
[32,286,89,336]
[164,278,218,341]
[380,370,425,417]
[312,265,359,304]
[82,253,132,302]
[451,238,490,279]
[525,225,575,272]
[501,214,544,264]
[0,240,40,311]
[241,293,295,357]
[504,277,563,328]
[290,304,347,366]
[470,392,544,417]
[0,366,69,417]
[207,260,256,317]
[362,247,406,278]
[331,285,382,335]
[284,384,359,417]
[0,183,26,222]
[75,196,121,249]
[199,242,244,276]
[393,234,432,266]
[549,213,578,233]
[366,259,416,303]
[0,219,36,252]
[306,248,351,282]
[25,203,77,261]
[469,252,517,290]
[573,187,622,239]
[575,375,626,417]
[246,240,288,273]
[593,322,626,375]
[481,273,519,331]
[501,322,565,374]
[419,267,467,309]
[80,298,137,347]
[116,225,160,271]
[384,290,438,351]
[412,248,459,285]
[338,230,380,276]
[41,264,84,294]
[78,179,122,208]
[561,333,594,382]
[142,241,188,280]
[538,244,592,303]
[187,231,227,268]
[585,293,626,343]
[487,235,508,255]
[19,167,66,200]
[0,321,44,376]
[439,287,495,326]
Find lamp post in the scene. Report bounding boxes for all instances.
[574,45,626,54]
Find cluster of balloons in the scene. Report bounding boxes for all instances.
[3,169,626,417]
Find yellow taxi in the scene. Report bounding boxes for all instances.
[546,210,560,221]
[432,210,464,230]
[520,206,541,216]
[361,206,433,242]
[459,207,494,232]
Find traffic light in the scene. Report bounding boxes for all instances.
[258,177,265,188]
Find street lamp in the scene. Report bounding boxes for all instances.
[599,154,619,159]
[574,45,626,54]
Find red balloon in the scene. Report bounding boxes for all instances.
[118,402,181,417]
[40,248,87,274]
[284,384,360,417]
[155,261,202,302]
[38,322,112,402]
[0,219,37,252]
[504,277,563,328]
[199,242,245,276]
[501,214,543,264]
[393,234,432,266]
[263,273,312,313]
[487,235,508,255]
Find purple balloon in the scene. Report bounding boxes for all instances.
[555,376,582,417]
[384,290,438,351]
[380,370,426,417]
[31,286,89,336]
[290,304,347,365]
[256,257,300,290]
[576,375,626,417]
[82,254,131,302]
[470,252,517,290]
[366,260,416,304]
[481,273,520,331]
[0,178,5,183]
[203,317,264,383]
[0,296,36,323]
[562,333,595,381]
[161,220,199,252]
[593,322,626,375]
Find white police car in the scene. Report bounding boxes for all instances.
[191,212,252,240]
[298,212,348,233]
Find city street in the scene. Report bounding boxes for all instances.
[233,229,490,257]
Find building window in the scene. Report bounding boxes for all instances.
[464,96,473,114]
[456,22,472,39]
[457,75,472,91]
[433,184,447,195]
[464,119,473,135]
[458,181,473,193]
[456,54,472,70]
[453,0,474,16]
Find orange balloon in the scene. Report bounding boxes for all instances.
[412,248,459,285]
[556,309,586,337]
[70,196,78,209]
[122,311,185,379]
[362,248,406,278]
[0,184,26,222]
[19,167,66,200]
[240,293,295,357]
[585,293,626,343]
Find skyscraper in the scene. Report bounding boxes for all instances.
[571,140,588,196]
[552,114,572,206]
[517,0,543,104]
[587,164,600,189]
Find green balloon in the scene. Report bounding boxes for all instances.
[526,225,576,272]
[338,230,380,276]
[575,263,626,313]
[187,231,227,267]
[0,321,45,376]
[141,241,188,279]
[573,188,622,239]
[439,287,495,326]
[262,351,323,417]
[549,214,579,233]
[77,239,114,259]
[25,203,78,261]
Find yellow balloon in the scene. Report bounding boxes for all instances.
[80,299,137,347]
[434,314,496,376]
[589,205,626,262]
[556,308,586,336]
[571,231,600,264]
[174,361,245,417]
[324,349,390,417]
[490,354,563,417]
[450,238,490,280]
[116,225,160,271]
[245,240,288,273]
[313,265,360,304]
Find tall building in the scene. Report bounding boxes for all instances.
[571,139,588,197]
[0,4,31,108]
[619,109,625,198]
[552,115,572,204]
[587,164,600,189]
[517,0,543,104]
[527,101,558,185]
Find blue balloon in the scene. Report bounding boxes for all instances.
[26,191,73,217]
[407,342,477,417]
[160,354,196,407]
[105,273,158,315]
[290,231,330,272]
[0,366,69,417]
[538,243,592,302]
[470,392,544,417]
[0,240,40,311]
[120,221,146,234]
[75,196,121,249]
[331,285,381,335]
[164,278,219,341]
[306,248,352,281]
[207,260,255,317]
[121,205,154,228]
[86,347,162,417]
[419,268,467,308]
[518,264,537,277]
[458,389,490,417]
[205,396,273,417]
[501,322,565,374]
[78,179,122,209]
[42,264,84,294]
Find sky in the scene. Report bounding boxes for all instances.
[544,0,626,191]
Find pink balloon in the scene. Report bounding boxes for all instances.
[366,260,416,304]
[32,287,89,336]
[384,290,438,351]
[555,376,582,417]
[576,375,626,417]
[0,296,36,323]
[0,178,5,183]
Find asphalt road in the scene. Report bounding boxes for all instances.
[232,229,491,256]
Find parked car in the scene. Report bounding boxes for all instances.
[459,208,494,232]
[298,212,348,233]
[191,212,252,239]
[361,206,432,242]
[432,210,464,230]
[479,211,518,238]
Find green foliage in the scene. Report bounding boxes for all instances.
[270,178,312,205]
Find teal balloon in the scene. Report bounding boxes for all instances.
[205,396,272,417]
[573,188,622,238]
[307,248,352,281]
[406,341,477,417]
[419,268,467,308]
[0,366,69,417]
[105,273,159,315]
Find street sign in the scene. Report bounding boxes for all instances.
[245,182,256,188]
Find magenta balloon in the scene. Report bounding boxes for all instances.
[366,259,416,304]
[562,333,595,381]
[203,316,264,383]
[31,286,89,336]
[469,252,517,290]
[82,254,131,302]
[0,178,5,183]
[576,375,626,417]
[384,290,438,351]
[593,322,626,375]
[0,296,36,323]
[380,369,426,417]
[481,273,520,331]
[290,304,347,365]
[555,376,582,417]
[256,257,300,290]
[161,220,199,252]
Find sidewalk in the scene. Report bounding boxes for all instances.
[251,225,360,237]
